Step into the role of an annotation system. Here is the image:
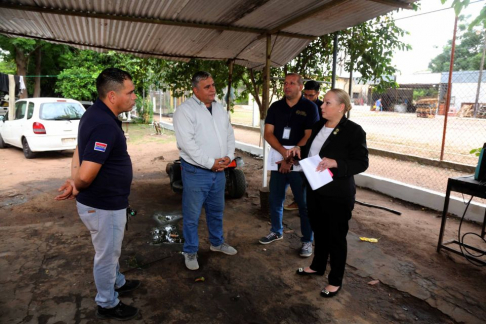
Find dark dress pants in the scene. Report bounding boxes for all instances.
[307,188,355,286]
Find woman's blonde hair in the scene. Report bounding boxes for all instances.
[328,89,352,113]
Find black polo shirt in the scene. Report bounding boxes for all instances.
[76,99,133,210]
[265,96,319,145]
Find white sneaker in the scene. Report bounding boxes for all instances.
[300,242,313,257]
[183,252,199,270]
[210,242,237,255]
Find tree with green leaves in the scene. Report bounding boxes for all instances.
[285,35,334,81]
[0,36,71,97]
[0,60,15,75]
[55,49,162,101]
[428,16,486,72]
[340,14,411,93]
[55,49,165,123]
[55,50,105,101]
[153,59,244,99]
[444,0,486,28]
[0,36,39,98]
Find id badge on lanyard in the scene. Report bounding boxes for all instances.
[282,127,291,140]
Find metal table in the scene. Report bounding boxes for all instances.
[437,175,486,265]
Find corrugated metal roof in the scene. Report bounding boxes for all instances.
[0,0,417,68]
[441,71,486,84]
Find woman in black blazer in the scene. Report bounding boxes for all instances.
[288,89,368,298]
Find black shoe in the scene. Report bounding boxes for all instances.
[259,232,283,244]
[296,267,324,276]
[96,301,139,321]
[320,285,342,298]
[115,280,141,294]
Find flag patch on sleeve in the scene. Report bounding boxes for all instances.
[94,142,107,152]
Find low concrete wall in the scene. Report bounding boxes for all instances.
[160,122,486,222]
[235,141,264,156]
[354,174,485,223]
[159,121,174,131]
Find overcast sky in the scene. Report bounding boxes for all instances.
[391,0,486,75]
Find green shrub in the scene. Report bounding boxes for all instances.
[135,96,154,124]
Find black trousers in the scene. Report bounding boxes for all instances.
[307,188,354,286]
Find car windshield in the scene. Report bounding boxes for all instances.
[40,102,85,120]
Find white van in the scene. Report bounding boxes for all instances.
[0,98,85,158]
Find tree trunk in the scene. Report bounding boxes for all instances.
[15,48,28,98]
[33,46,41,97]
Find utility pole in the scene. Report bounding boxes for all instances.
[473,29,486,118]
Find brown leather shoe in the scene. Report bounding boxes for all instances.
[284,201,298,211]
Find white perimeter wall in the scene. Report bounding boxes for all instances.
[160,121,485,223]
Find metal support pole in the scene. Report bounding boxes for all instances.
[226,59,234,113]
[347,65,353,119]
[348,69,353,96]
[331,32,339,89]
[159,89,162,119]
[440,15,458,161]
[262,34,271,188]
[142,86,145,111]
[473,31,486,118]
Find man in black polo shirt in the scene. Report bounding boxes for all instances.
[259,73,319,258]
[304,80,324,120]
[55,68,139,321]
[284,80,324,211]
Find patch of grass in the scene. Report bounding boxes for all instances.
[231,107,254,125]
[125,124,176,145]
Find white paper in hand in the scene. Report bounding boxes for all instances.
[267,146,302,171]
[299,155,333,190]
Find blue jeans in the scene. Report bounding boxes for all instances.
[269,171,313,243]
[77,202,126,308]
[181,159,226,254]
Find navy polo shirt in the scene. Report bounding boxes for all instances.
[76,99,133,210]
[265,96,319,145]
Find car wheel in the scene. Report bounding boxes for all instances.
[226,168,247,199]
[0,132,6,148]
[22,138,36,159]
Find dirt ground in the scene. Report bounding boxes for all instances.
[1,126,485,324]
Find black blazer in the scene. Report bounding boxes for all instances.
[301,116,369,198]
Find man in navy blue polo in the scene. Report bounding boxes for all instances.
[55,68,139,321]
[284,80,324,212]
[259,73,319,258]
[304,80,324,120]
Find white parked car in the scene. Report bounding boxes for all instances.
[0,98,85,158]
